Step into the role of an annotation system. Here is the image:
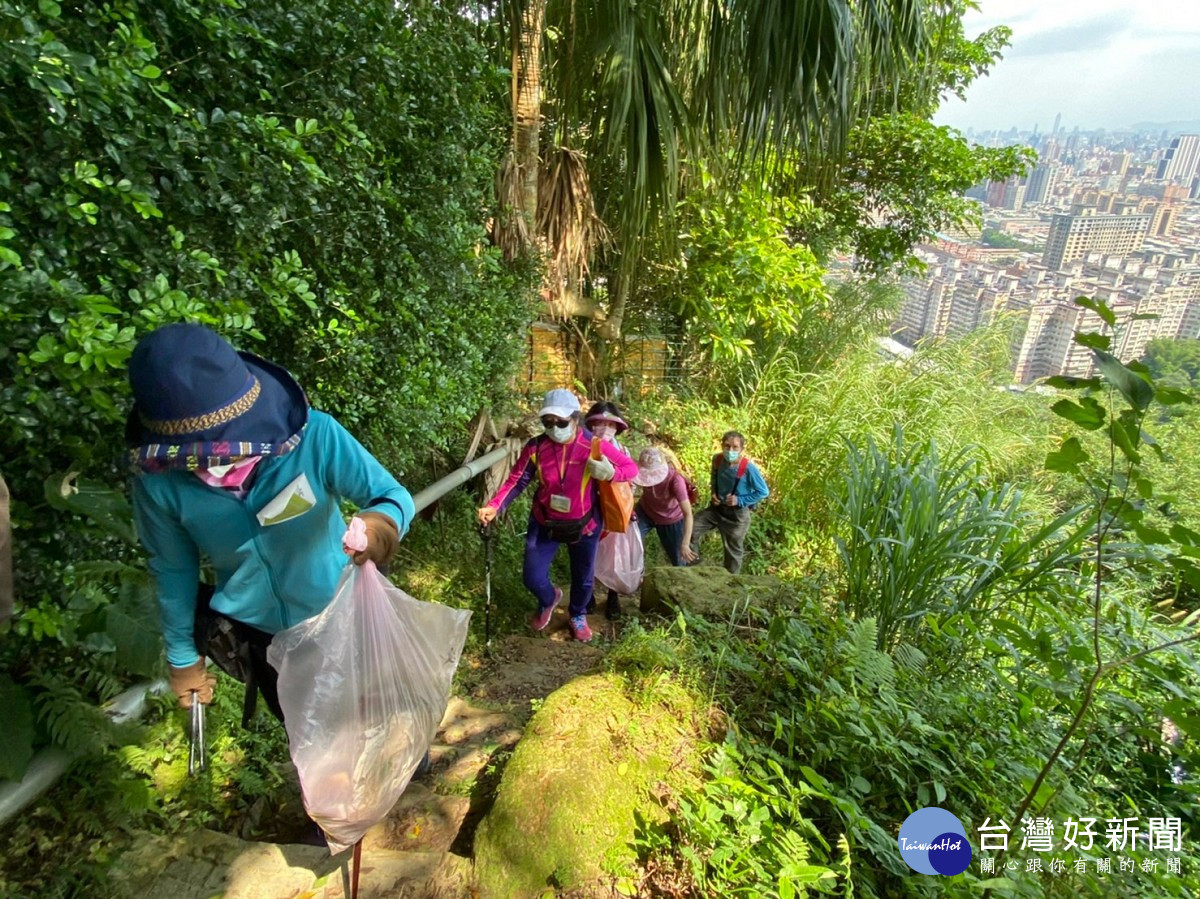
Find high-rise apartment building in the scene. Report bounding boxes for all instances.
[985,178,1010,208]
[1042,210,1151,270]
[1156,135,1200,183]
[1025,164,1059,204]
[1002,180,1027,211]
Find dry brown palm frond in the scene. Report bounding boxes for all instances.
[537,146,611,313]
[493,149,531,261]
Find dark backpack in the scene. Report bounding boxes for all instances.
[681,473,700,506]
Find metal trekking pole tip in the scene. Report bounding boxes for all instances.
[188,691,207,775]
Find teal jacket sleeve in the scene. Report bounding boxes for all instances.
[737,462,770,508]
[316,412,416,535]
[131,476,203,667]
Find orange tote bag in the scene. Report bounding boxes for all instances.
[591,437,634,533]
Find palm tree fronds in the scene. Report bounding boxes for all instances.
[493,150,531,261]
[538,145,611,314]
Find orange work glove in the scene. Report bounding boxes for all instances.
[353,510,400,567]
[168,660,216,709]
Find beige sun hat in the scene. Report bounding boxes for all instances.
[633,447,670,487]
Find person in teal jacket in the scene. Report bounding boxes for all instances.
[127,323,415,720]
[687,430,769,574]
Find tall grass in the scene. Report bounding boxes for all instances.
[833,426,1088,650]
[746,328,1061,544]
[628,326,1062,576]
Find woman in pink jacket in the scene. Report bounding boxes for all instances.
[477,389,637,642]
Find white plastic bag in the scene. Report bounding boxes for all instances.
[595,525,644,595]
[267,561,471,853]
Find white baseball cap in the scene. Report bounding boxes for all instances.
[538,388,580,420]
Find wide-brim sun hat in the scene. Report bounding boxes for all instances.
[585,409,629,433]
[125,322,309,472]
[633,447,670,487]
[538,388,581,420]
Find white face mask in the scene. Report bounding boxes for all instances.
[545,422,575,444]
[593,423,617,442]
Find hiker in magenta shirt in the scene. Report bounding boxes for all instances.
[633,447,698,568]
[477,389,637,642]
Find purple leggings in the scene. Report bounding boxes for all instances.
[524,516,602,617]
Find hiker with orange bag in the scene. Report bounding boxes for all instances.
[476,389,637,642]
[584,401,642,620]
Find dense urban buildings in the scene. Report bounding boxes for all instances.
[892,126,1200,383]
[1041,210,1151,270]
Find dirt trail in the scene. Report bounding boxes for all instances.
[365,607,615,860]
[108,607,643,897]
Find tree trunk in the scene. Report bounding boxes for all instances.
[512,0,544,235]
[596,264,629,342]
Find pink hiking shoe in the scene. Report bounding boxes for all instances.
[530,586,563,631]
[569,614,593,643]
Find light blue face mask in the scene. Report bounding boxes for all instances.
[546,423,575,444]
[724,449,741,463]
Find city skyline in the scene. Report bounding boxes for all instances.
[935,0,1200,134]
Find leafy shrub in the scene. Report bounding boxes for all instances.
[643,587,1200,898]
[1,0,531,599]
[834,426,1087,650]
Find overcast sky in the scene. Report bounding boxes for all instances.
[934,0,1200,133]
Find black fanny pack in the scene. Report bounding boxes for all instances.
[543,514,590,544]
[193,582,275,728]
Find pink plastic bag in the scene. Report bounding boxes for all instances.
[595,525,644,595]
[267,562,471,853]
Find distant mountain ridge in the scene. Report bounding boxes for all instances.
[1125,121,1200,135]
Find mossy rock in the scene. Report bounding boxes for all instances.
[641,563,786,618]
[472,672,704,898]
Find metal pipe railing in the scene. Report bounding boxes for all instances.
[410,445,509,514]
[0,680,169,825]
[0,443,511,827]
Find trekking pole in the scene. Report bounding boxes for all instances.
[351,838,363,899]
[479,519,495,656]
[188,692,206,776]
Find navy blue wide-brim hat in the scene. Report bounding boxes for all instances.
[125,323,309,472]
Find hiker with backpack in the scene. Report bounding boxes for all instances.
[126,324,415,719]
[688,430,769,574]
[125,323,421,843]
[633,447,698,569]
[476,389,638,642]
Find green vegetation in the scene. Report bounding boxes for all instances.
[1143,337,1200,390]
[618,301,1200,897]
[982,227,1044,254]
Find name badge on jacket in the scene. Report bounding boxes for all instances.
[257,473,316,526]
